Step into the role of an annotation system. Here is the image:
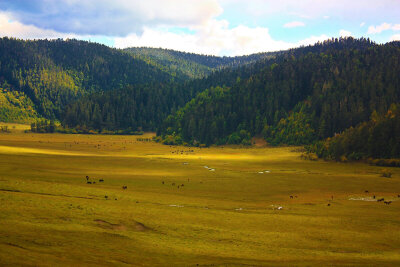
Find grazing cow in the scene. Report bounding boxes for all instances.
[162,181,164,184]
[327,203,331,206]
[365,190,369,193]
[86,176,89,181]
[181,184,184,187]
[177,186,180,189]
[87,181,92,184]
[290,196,293,199]
[99,179,104,182]
[93,181,96,184]
[122,186,128,190]
[384,201,392,205]
[373,195,376,199]
[104,195,108,199]
[377,198,384,202]
[398,194,400,198]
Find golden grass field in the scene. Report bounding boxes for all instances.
[0,125,399,266]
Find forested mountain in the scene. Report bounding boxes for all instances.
[62,47,283,132]
[63,82,198,132]
[160,38,400,147]
[0,88,38,123]
[2,37,400,160]
[125,47,278,79]
[0,38,279,123]
[0,37,176,121]
[308,103,400,161]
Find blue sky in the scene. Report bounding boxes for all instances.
[0,0,399,56]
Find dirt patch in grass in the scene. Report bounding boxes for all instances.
[134,222,148,231]
[94,219,149,232]
[252,137,267,147]
[94,219,127,230]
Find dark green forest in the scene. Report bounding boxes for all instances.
[308,103,400,161]
[1,37,400,160]
[160,38,400,149]
[0,37,175,120]
[125,47,278,79]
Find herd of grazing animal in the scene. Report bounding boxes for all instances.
[162,179,188,189]
[288,190,398,207]
[84,176,128,199]
[364,190,397,205]
[84,175,398,207]
[85,176,104,184]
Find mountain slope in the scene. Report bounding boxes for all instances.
[0,87,38,123]
[160,38,400,146]
[62,48,284,132]
[125,47,279,79]
[0,38,176,120]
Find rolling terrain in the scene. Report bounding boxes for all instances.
[0,127,399,266]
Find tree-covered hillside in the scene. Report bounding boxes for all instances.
[160,38,400,147]
[308,103,400,161]
[62,47,283,132]
[125,47,278,79]
[0,37,175,121]
[2,37,400,160]
[62,82,201,132]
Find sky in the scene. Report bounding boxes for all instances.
[0,0,399,56]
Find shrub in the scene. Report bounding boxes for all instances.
[381,169,392,178]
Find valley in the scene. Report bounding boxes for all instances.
[0,129,399,266]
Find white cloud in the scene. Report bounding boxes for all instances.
[0,11,110,44]
[390,34,400,41]
[0,9,330,56]
[0,0,223,36]
[339,29,352,37]
[115,19,329,56]
[323,16,330,19]
[392,24,400,31]
[360,22,365,27]
[0,12,69,39]
[297,34,330,47]
[220,0,400,21]
[283,21,305,28]
[367,23,400,34]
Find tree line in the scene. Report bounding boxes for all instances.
[159,38,400,149]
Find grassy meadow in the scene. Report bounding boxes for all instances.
[0,125,399,266]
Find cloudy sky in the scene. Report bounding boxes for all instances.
[0,0,399,56]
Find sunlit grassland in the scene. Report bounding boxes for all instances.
[0,129,399,266]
